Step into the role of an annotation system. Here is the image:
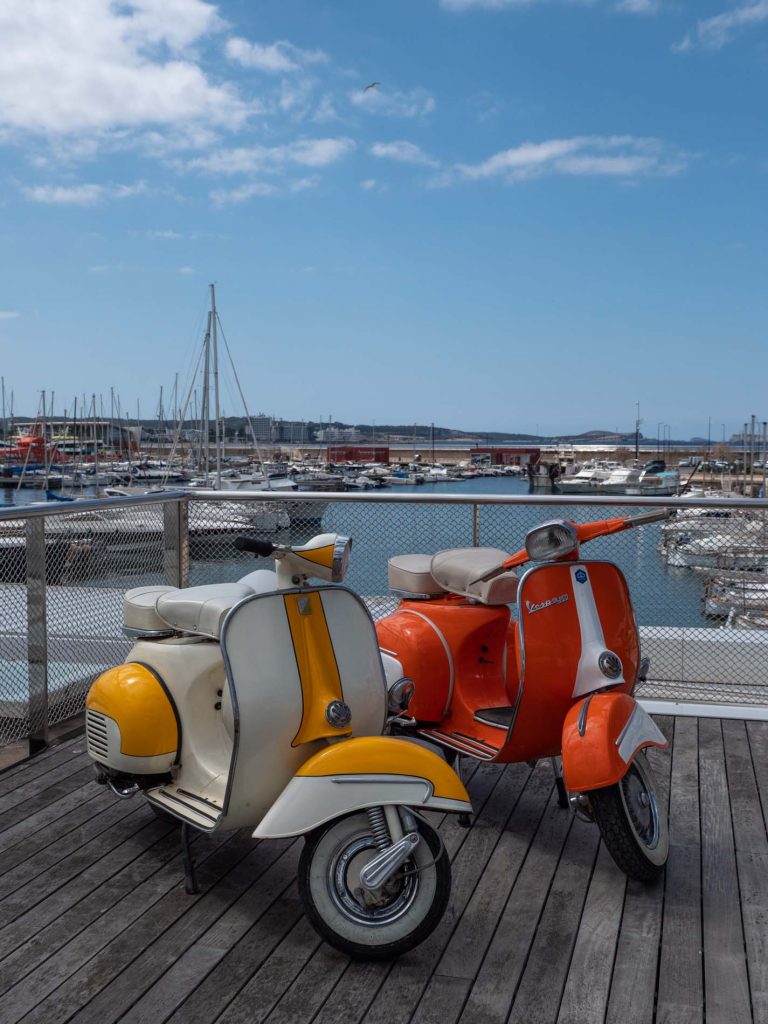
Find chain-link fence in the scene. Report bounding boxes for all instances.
[3,489,768,751]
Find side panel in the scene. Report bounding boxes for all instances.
[561,692,668,792]
[86,663,178,759]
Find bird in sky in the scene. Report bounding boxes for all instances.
[363,81,380,92]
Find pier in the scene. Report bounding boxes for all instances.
[2,489,768,1023]
[0,716,763,1024]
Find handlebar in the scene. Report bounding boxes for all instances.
[500,507,671,571]
[234,536,276,558]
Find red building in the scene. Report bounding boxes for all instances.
[470,446,541,466]
[327,445,390,463]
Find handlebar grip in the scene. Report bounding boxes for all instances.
[234,536,276,557]
[624,509,670,527]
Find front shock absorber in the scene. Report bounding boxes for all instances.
[366,806,390,850]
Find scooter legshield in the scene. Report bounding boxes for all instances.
[561,692,667,793]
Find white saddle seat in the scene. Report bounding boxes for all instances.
[124,586,178,635]
[156,583,255,638]
[388,554,446,597]
[430,548,519,605]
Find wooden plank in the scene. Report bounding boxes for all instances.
[656,716,704,1024]
[438,761,556,981]
[0,738,86,794]
[506,817,600,1024]
[0,754,92,814]
[360,762,529,1024]
[51,837,295,1024]
[114,844,302,1024]
[206,917,322,1024]
[6,830,257,1024]
[411,975,472,1024]
[0,819,193,998]
[604,716,674,1024]
[457,796,574,1024]
[0,791,137,898]
[724,719,768,1023]
[0,778,108,855]
[259,944,351,1024]
[0,786,117,879]
[0,804,161,932]
[556,843,627,1024]
[699,717,752,1024]
[0,765,99,834]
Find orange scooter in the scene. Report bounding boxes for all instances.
[376,510,670,881]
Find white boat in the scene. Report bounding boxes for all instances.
[557,461,617,494]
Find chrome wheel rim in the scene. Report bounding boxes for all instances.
[621,756,661,850]
[326,832,419,927]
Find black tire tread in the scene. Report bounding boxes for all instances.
[590,783,664,882]
[298,817,451,960]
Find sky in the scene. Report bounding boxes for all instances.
[0,0,767,440]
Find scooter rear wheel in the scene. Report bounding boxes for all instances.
[589,752,669,882]
[298,810,450,960]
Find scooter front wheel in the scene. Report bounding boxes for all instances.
[589,752,669,882]
[298,810,450,960]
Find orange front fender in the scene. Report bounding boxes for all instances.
[561,692,668,792]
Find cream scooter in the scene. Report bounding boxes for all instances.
[85,533,471,959]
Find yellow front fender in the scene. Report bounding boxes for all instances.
[296,736,469,802]
[254,737,471,839]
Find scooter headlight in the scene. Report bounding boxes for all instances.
[524,520,579,562]
[387,677,415,713]
[331,535,352,582]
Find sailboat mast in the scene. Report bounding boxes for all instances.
[202,312,211,483]
[210,283,222,489]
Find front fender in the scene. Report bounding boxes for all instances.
[253,736,471,839]
[561,692,668,792]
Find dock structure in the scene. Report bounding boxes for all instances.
[0,716,762,1024]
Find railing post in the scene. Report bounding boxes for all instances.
[472,503,481,546]
[163,498,190,589]
[25,518,49,752]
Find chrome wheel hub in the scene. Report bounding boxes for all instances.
[327,833,419,927]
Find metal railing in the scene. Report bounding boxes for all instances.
[2,488,768,752]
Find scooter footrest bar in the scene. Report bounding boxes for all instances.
[147,785,223,831]
[419,728,499,760]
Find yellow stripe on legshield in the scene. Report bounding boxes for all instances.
[284,592,351,746]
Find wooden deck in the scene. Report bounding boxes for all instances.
[0,717,765,1024]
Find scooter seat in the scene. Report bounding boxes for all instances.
[430,548,519,605]
[388,554,446,597]
[156,583,254,638]
[124,586,179,635]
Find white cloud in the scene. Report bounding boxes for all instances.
[0,311,20,320]
[350,87,436,118]
[370,141,439,167]
[21,181,148,205]
[225,37,327,73]
[178,265,195,274]
[189,137,355,175]
[675,1,768,50]
[448,136,686,184]
[361,179,378,190]
[210,182,279,205]
[148,229,183,239]
[616,0,658,12]
[0,1,249,145]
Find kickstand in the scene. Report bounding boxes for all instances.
[180,823,199,894]
[551,757,569,809]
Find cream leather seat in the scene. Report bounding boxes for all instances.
[430,548,519,605]
[387,554,446,597]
